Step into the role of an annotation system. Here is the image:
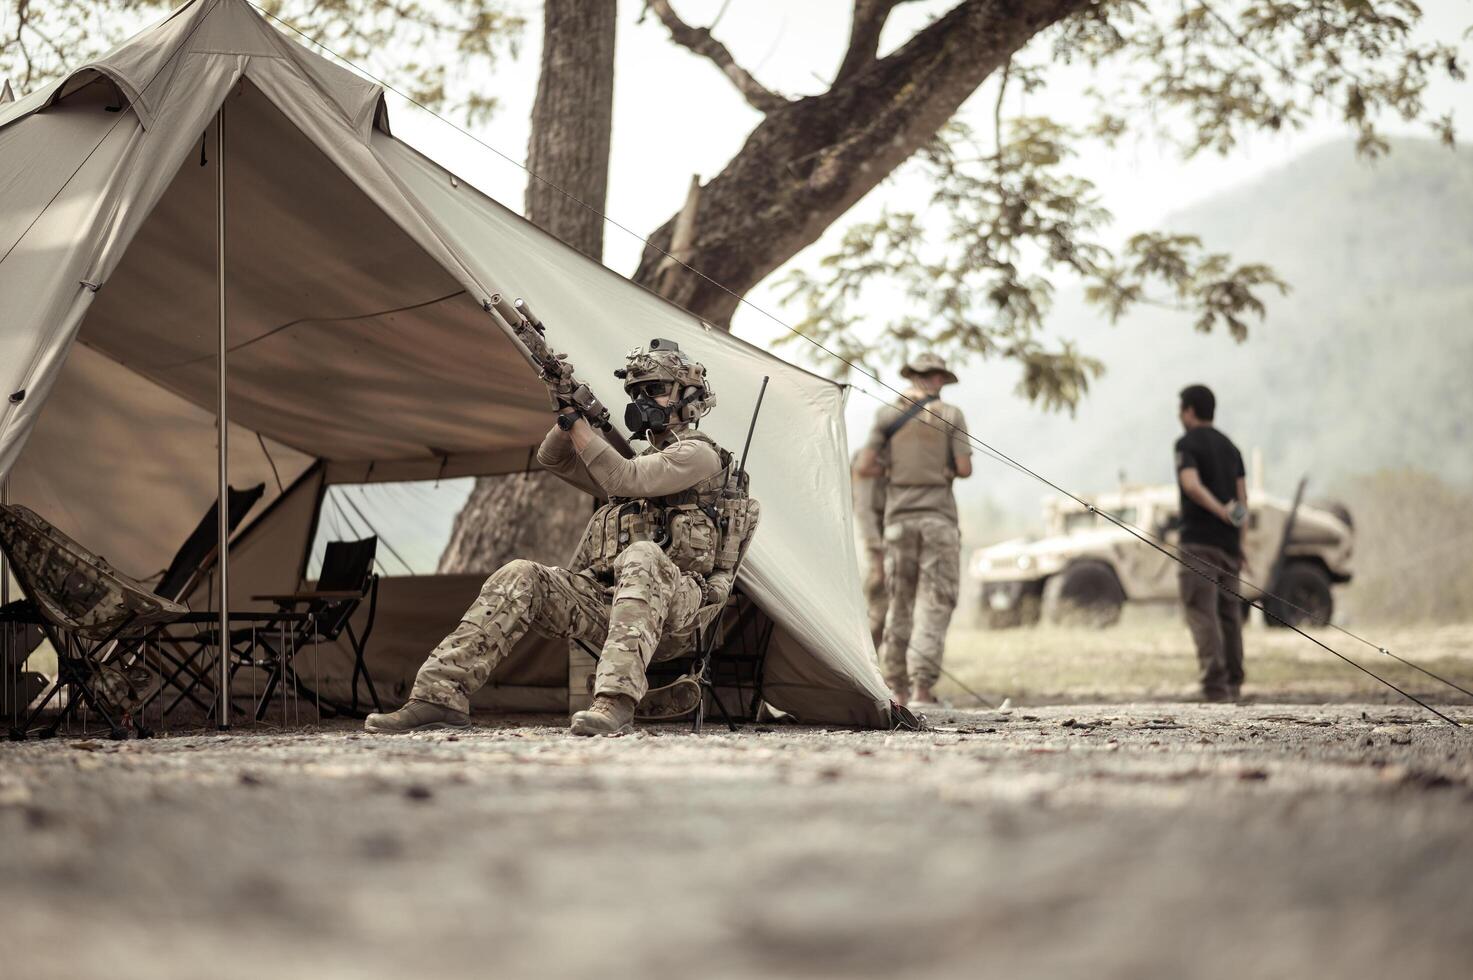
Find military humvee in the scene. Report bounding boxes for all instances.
[972,483,1354,629]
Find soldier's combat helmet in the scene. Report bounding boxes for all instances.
[614,338,716,427]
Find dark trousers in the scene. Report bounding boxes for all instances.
[1178,543,1244,696]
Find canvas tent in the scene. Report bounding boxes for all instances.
[0,0,893,727]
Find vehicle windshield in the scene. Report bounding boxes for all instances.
[1062,506,1138,534]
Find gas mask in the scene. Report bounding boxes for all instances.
[623,380,677,441]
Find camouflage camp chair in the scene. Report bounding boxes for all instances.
[0,504,186,739]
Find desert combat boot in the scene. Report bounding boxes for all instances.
[570,693,636,736]
[364,699,470,734]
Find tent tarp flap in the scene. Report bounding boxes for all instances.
[0,0,892,727]
[75,81,552,465]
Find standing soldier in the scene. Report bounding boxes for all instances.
[1174,384,1248,701]
[365,340,758,736]
[857,353,972,707]
[851,451,888,649]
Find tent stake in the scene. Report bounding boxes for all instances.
[216,102,230,732]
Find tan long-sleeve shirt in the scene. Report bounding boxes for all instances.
[536,425,722,500]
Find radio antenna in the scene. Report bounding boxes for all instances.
[736,376,769,485]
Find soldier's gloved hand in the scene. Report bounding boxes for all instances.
[554,404,583,432]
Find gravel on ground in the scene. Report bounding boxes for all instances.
[4,698,1472,980]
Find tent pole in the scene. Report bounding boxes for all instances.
[216,102,230,731]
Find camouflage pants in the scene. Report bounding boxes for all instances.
[411,542,702,712]
[880,516,960,691]
[863,544,888,650]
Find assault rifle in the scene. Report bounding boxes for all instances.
[483,294,634,459]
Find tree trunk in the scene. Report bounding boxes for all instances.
[633,0,1090,323]
[439,0,616,574]
[525,0,617,262]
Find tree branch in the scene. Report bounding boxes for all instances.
[643,0,790,113]
[634,0,1094,324]
[13,0,34,89]
[994,57,1011,161]
[834,0,924,83]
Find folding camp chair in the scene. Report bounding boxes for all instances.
[0,505,186,739]
[159,537,381,724]
[1,487,264,730]
[154,484,265,604]
[245,536,382,719]
[143,484,265,714]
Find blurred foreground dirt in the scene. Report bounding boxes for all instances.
[3,698,1472,980]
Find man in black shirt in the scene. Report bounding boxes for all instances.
[1174,384,1248,701]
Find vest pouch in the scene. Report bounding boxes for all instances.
[584,501,663,578]
[664,506,717,576]
[713,495,756,572]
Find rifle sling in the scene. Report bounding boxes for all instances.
[881,395,939,443]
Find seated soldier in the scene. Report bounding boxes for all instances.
[366,340,757,736]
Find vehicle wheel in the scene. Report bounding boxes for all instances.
[980,587,1042,629]
[1041,561,1125,628]
[1264,561,1333,628]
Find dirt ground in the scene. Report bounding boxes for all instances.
[4,625,1473,980]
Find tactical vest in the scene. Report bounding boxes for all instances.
[885,400,953,487]
[579,431,754,581]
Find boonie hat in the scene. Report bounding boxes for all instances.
[899,352,959,385]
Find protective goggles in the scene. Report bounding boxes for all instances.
[629,380,673,399]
